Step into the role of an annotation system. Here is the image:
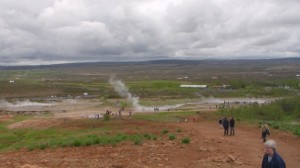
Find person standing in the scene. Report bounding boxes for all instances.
[229,117,235,136]
[129,111,132,118]
[261,123,270,142]
[218,118,223,128]
[222,117,229,136]
[261,139,286,168]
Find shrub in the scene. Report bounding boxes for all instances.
[131,135,143,145]
[181,138,191,144]
[161,129,169,134]
[168,134,176,140]
[293,128,300,137]
[61,143,68,147]
[93,138,100,144]
[114,134,128,143]
[72,139,82,147]
[84,140,92,146]
[144,133,153,140]
[39,143,48,150]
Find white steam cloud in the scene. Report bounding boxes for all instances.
[0,99,55,111]
[0,99,54,107]
[109,77,184,112]
[109,77,143,111]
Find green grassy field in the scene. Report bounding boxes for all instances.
[0,111,196,152]
[0,119,135,152]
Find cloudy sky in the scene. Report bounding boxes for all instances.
[1,0,300,65]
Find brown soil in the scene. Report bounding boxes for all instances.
[0,115,300,168]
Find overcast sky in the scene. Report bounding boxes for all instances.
[1,0,300,65]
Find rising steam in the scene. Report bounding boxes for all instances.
[109,77,143,111]
[109,77,183,112]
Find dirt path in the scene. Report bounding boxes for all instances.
[0,117,299,168]
[178,120,300,168]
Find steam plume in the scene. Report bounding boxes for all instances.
[109,77,142,110]
[109,77,184,111]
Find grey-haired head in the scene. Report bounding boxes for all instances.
[264,139,276,150]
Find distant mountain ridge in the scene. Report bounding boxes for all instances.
[0,57,300,70]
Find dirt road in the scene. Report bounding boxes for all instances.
[0,115,299,168]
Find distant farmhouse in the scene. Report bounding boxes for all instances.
[180,84,207,88]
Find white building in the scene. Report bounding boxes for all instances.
[180,84,207,88]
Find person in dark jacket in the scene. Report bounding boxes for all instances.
[261,123,270,142]
[222,117,229,136]
[229,117,235,136]
[261,139,286,168]
[218,118,223,128]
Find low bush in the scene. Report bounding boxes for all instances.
[168,134,176,140]
[144,133,156,140]
[39,143,48,150]
[181,138,191,144]
[293,128,300,136]
[72,139,82,147]
[161,129,169,134]
[84,140,93,146]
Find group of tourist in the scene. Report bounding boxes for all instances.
[218,117,286,168]
[219,116,235,136]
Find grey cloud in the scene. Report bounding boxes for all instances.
[0,0,300,65]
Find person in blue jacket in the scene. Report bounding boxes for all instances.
[261,139,286,168]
